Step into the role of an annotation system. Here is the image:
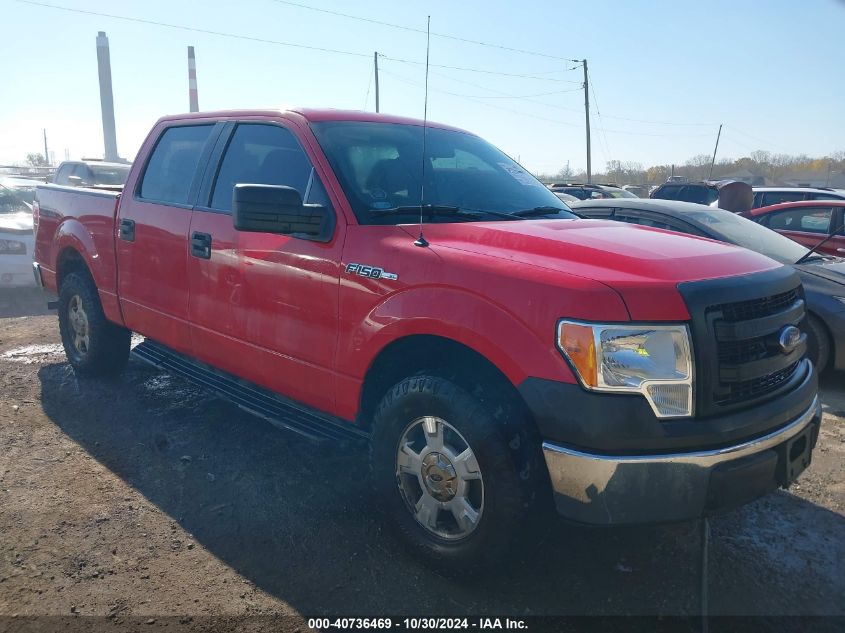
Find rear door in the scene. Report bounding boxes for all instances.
[759,205,840,253]
[186,119,344,414]
[116,121,220,354]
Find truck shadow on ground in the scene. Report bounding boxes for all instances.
[36,360,845,618]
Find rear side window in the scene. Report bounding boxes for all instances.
[677,185,718,205]
[140,125,214,205]
[210,124,315,212]
[767,207,832,234]
[652,185,682,200]
[762,191,805,206]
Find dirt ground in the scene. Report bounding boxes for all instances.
[0,297,843,630]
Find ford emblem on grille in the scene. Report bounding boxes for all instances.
[778,325,802,354]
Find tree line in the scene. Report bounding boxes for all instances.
[536,150,845,186]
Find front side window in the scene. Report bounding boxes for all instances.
[210,123,321,212]
[54,164,73,185]
[766,207,832,234]
[139,125,214,205]
[311,121,575,224]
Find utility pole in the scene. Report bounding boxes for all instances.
[582,59,591,184]
[43,129,49,166]
[374,51,380,113]
[188,46,199,113]
[708,124,723,180]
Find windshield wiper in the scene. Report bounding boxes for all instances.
[371,204,480,219]
[795,220,845,264]
[510,206,569,218]
[372,204,521,221]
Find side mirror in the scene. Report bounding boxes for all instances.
[233,184,333,241]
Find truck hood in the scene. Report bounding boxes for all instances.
[401,218,782,320]
[795,259,845,287]
[0,211,34,234]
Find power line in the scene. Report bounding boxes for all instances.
[723,125,787,152]
[267,0,580,62]
[380,55,582,82]
[594,113,716,127]
[378,68,581,127]
[587,69,613,168]
[363,61,374,110]
[17,0,580,83]
[398,65,718,139]
[16,0,371,58]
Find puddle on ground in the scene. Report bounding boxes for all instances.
[1,344,65,364]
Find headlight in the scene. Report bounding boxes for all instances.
[0,238,26,255]
[557,320,694,418]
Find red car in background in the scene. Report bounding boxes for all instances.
[742,200,845,257]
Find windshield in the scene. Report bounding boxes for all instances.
[0,182,34,214]
[311,121,576,224]
[90,165,130,185]
[686,208,809,264]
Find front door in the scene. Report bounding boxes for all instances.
[186,121,344,415]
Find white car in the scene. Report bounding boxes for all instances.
[0,179,37,287]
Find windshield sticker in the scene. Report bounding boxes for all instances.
[498,163,539,186]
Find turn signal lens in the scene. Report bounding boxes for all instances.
[558,322,597,387]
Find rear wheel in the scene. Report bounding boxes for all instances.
[58,272,130,376]
[370,375,537,571]
[805,314,831,373]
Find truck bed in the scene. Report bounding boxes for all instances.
[34,183,121,300]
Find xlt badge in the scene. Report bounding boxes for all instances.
[345,263,398,281]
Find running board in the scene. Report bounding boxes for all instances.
[131,340,368,444]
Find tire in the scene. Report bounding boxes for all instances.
[805,314,831,373]
[369,375,540,572]
[58,271,131,376]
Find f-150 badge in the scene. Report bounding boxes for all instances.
[345,263,398,281]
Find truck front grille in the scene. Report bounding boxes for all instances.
[678,268,807,417]
[714,361,801,406]
[714,288,799,323]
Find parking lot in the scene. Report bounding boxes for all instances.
[1,309,843,628]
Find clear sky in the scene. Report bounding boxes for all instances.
[1,0,843,174]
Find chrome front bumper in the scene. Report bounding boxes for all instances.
[542,396,822,525]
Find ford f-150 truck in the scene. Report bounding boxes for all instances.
[33,109,820,569]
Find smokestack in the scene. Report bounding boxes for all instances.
[188,46,199,113]
[96,31,119,162]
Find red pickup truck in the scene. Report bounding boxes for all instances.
[33,109,820,569]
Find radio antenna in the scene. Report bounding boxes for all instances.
[413,15,431,248]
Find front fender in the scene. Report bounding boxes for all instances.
[340,285,576,386]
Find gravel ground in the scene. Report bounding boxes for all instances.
[0,304,843,630]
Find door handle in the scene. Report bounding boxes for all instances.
[837,248,845,254]
[119,218,135,242]
[190,231,212,259]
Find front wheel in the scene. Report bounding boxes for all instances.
[369,375,535,571]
